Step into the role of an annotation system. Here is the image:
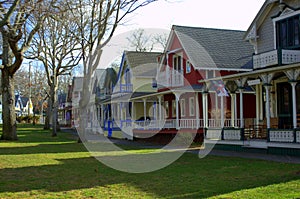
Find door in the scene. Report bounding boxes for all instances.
[277,82,292,128]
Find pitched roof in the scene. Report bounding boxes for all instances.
[103,68,118,88]
[124,51,162,77]
[244,0,275,40]
[172,25,253,70]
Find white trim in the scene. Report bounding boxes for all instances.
[186,60,191,74]
[165,101,169,118]
[173,52,184,71]
[167,48,183,54]
[172,100,176,117]
[196,67,252,72]
[273,19,277,50]
[180,98,186,117]
[273,8,300,22]
[189,97,195,117]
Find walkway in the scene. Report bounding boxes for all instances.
[61,127,300,164]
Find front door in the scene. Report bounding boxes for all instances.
[277,82,292,128]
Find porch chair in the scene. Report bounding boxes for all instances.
[244,118,254,139]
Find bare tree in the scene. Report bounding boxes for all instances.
[15,65,48,115]
[0,0,50,140]
[67,0,157,141]
[127,28,153,52]
[28,4,81,136]
[153,32,168,50]
[127,28,168,52]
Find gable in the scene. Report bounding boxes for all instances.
[246,0,300,54]
[173,25,253,71]
[245,0,300,40]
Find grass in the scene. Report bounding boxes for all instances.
[0,124,299,198]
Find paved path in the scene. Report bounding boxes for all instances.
[61,127,300,164]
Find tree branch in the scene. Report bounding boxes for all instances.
[0,0,20,28]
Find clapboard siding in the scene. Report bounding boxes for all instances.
[257,0,300,54]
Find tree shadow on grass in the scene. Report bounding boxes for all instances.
[0,142,87,155]
[0,153,299,198]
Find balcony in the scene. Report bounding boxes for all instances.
[113,83,133,93]
[157,68,184,88]
[253,49,300,69]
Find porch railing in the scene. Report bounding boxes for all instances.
[113,83,133,93]
[115,118,243,131]
[269,129,295,143]
[253,49,300,69]
[207,119,241,128]
[157,69,184,88]
[282,49,300,64]
[179,119,203,129]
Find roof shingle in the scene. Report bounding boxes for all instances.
[173,25,253,70]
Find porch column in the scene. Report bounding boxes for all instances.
[234,93,237,127]
[101,104,104,126]
[220,95,224,128]
[175,94,180,130]
[215,93,218,119]
[143,98,147,120]
[239,88,244,128]
[158,96,162,121]
[255,84,260,126]
[259,85,263,120]
[154,102,157,121]
[202,92,208,128]
[285,69,300,129]
[120,103,124,121]
[131,101,135,121]
[260,73,275,130]
[230,93,236,127]
[290,82,297,129]
[264,85,271,129]
[195,92,199,128]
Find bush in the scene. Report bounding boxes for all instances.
[16,115,40,124]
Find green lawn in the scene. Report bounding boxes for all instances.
[0,124,299,199]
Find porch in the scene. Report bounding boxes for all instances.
[205,126,300,144]
[117,118,242,131]
[204,137,300,157]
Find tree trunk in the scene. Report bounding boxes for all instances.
[50,83,58,137]
[78,107,87,143]
[1,69,17,140]
[44,98,51,130]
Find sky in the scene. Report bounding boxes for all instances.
[100,0,266,68]
[117,0,266,33]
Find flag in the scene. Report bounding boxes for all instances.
[211,80,229,97]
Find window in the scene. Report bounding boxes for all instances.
[172,100,176,117]
[125,67,131,84]
[173,55,182,71]
[186,60,191,73]
[180,99,186,117]
[164,101,169,118]
[189,97,195,116]
[276,14,300,49]
[206,70,215,79]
